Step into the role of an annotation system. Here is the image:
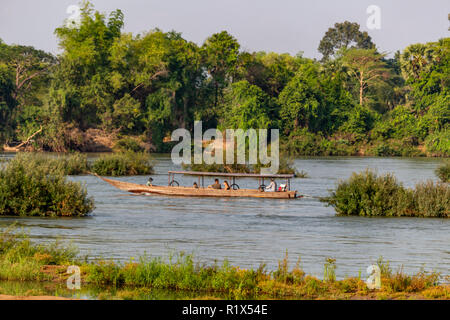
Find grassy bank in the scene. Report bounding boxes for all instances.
[0,154,94,217]
[0,228,448,300]
[324,170,449,218]
[2,152,154,177]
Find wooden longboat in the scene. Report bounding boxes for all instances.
[97,171,299,199]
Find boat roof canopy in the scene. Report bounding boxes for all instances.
[168,171,295,179]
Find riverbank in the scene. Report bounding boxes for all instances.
[0,155,448,278]
[0,294,76,300]
[0,228,448,300]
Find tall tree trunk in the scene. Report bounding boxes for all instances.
[214,82,218,109]
[359,72,364,106]
[182,96,188,129]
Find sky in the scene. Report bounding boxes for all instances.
[0,0,449,59]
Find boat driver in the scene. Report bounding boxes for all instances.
[265,178,277,192]
[208,178,222,189]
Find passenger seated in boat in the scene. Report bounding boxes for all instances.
[223,180,231,190]
[265,179,277,192]
[208,179,222,189]
[146,177,153,186]
[193,182,199,189]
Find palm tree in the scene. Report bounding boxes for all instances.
[400,43,435,81]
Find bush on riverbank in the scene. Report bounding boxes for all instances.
[91,152,153,176]
[0,154,94,217]
[324,170,449,217]
[435,162,450,183]
[0,229,448,300]
[114,137,146,153]
[5,153,90,175]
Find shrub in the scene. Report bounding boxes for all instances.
[435,162,450,183]
[282,130,360,156]
[425,130,450,156]
[91,152,153,176]
[3,152,90,175]
[0,154,94,216]
[413,180,449,217]
[114,137,145,153]
[324,170,449,217]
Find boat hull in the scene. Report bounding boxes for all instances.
[99,176,298,199]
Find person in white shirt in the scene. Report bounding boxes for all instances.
[265,178,277,192]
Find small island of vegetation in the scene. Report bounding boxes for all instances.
[0,153,94,217]
[324,170,449,218]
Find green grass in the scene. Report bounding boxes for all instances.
[0,226,78,280]
[0,153,94,217]
[91,152,153,176]
[0,228,448,300]
[323,169,449,217]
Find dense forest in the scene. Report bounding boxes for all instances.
[0,2,448,156]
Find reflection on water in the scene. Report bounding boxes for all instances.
[0,280,228,300]
[0,153,449,279]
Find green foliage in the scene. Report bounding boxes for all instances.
[0,153,94,216]
[221,80,277,130]
[282,129,359,156]
[1,230,445,299]
[425,130,450,156]
[339,104,378,137]
[318,21,375,61]
[279,63,328,134]
[323,258,337,282]
[435,162,450,183]
[5,152,90,175]
[365,140,424,157]
[91,152,153,176]
[341,48,390,106]
[202,31,240,108]
[0,1,447,158]
[114,137,145,152]
[325,170,449,217]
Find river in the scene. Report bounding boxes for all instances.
[0,153,449,280]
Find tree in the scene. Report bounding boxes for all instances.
[52,2,125,129]
[221,80,276,130]
[0,61,16,143]
[318,21,375,61]
[279,62,330,134]
[341,48,390,106]
[243,52,303,97]
[0,40,55,144]
[202,31,240,108]
[400,43,435,82]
